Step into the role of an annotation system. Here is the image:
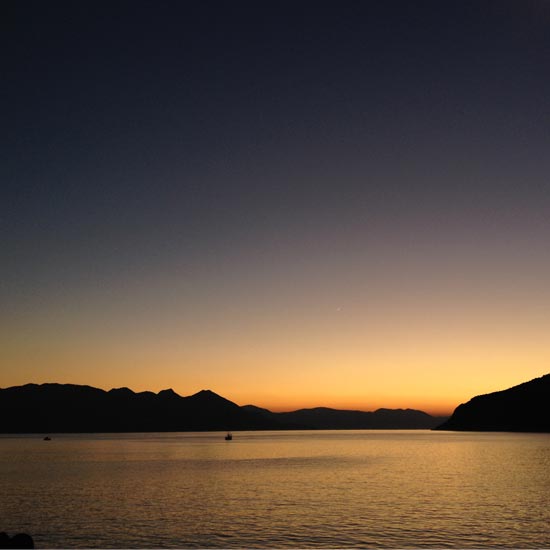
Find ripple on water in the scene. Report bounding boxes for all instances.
[1,431,549,548]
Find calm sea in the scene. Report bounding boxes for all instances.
[1,430,549,548]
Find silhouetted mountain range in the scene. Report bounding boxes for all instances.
[435,374,550,432]
[242,405,444,429]
[0,383,446,433]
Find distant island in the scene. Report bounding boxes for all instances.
[435,374,550,432]
[0,383,447,433]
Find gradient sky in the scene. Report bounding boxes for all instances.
[2,1,549,415]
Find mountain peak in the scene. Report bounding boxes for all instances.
[195,389,218,397]
[109,387,135,396]
[157,388,180,398]
[188,389,235,405]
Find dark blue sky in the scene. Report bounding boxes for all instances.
[2,1,550,409]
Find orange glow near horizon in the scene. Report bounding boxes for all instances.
[2,326,547,417]
[2,229,549,418]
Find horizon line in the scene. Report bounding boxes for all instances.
[2,381,454,417]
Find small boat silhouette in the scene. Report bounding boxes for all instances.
[225,432,232,441]
[43,436,51,441]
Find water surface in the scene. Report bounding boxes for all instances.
[1,430,548,548]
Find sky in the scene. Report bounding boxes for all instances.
[2,1,549,415]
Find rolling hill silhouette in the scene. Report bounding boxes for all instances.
[0,383,446,433]
[435,374,550,432]
[242,405,445,429]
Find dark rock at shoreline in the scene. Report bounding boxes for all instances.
[0,533,34,549]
